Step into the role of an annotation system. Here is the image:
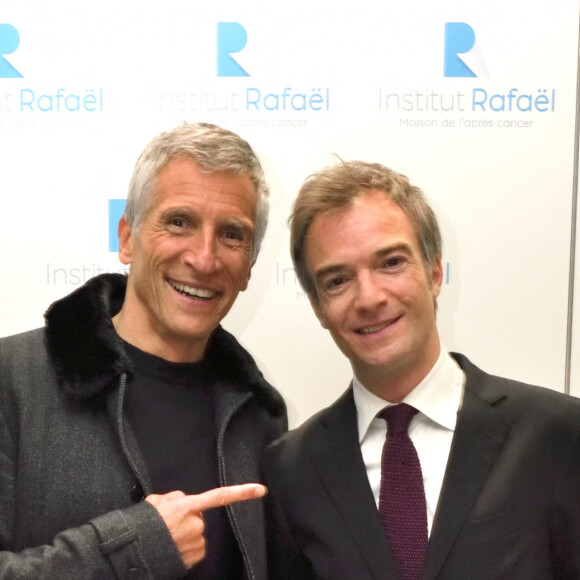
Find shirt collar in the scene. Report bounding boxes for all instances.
[353,348,465,444]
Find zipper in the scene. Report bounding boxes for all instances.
[115,373,151,497]
[216,392,254,580]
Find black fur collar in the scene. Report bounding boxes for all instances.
[44,273,285,415]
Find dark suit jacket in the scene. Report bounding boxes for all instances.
[264,353,580,579]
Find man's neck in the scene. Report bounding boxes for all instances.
[111,310,208,364]
[356,346,442,403]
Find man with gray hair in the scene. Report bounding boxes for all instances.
[264,160,580,579]
[0,123,287,579]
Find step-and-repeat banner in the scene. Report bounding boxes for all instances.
[1,0,579,424]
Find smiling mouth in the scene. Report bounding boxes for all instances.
[355,317,400,335]
[169,280,216,300]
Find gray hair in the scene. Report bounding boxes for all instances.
[290,160,442,300]
[124,122,269,261]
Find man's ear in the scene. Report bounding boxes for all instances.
[240,259,255,292]
[308,294,328,329]
[430,255,443,299]
[117,215,133,265]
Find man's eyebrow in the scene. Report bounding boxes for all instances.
[220,217,254,236]
[160,206,197,219]
[375,243,414,257]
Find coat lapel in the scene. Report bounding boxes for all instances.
[309,388,400,580]
[422,355,512,578]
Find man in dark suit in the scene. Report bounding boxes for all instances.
[264,160,580,579]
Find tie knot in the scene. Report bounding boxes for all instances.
[378,403,418,435]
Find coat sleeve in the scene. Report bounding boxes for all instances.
[0,505,187,579]
[263,445,315,580]
[0,394,186,579]
[550,417,580,577]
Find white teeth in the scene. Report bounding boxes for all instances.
[357,324,386,335]
[170,281,214,299]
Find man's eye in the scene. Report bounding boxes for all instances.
[385,257,403,268]
[324,277,347,291]
[165,216,193,234]
[224,230,243,241]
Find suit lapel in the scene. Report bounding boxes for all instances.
[309,388,400,580]
[422,356,512,578]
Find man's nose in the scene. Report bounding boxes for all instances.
[184,229,219,274]
[354,271,387,311]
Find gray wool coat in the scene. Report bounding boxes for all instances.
[0,273,287,579]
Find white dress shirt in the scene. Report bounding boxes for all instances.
[353,348,465,536]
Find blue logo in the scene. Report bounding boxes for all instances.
[0,23,22,78]
[217,22,249,77]
[444,22,476,78]
[108,199,125,252]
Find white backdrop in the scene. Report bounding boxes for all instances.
[1,0,579,426]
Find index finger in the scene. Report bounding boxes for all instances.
[190,484,267,512]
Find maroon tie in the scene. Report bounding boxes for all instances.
[378,404,428,580]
